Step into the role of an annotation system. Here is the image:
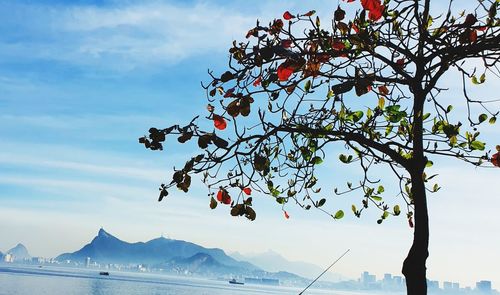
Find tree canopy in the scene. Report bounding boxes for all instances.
[141,0,499,294]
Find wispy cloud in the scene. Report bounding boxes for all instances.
[0,1,256,72]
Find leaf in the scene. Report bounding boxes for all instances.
[334,210,344,219]
[426,160,433,168]
[446,105,453,113]
[393,205,401,216]
[491,152,499,167]
[312,156,323,165]
[304,80,312,92]
[378,85,389,95]
[317,198,326,207]
[470,140,485,151]
[377,185,385,194]
[361,0,385,21]
[378,97,385,109]
[220,71,234,82]
[217,189,231,205]
[277,63,295,81]
[432,183,440,192]
[303,10,316,17]
[213,114,227,130]
[243,187,252,195]
[245,206,256,221]
[479,114,488,123]
[371,196,383,201]
[334,7,346,21]
[253,76,262,87]
[489,117,497,124]
[210,196,217,209]
[284,211,290,219]
[226,99,240,117]
[283,11,294,20]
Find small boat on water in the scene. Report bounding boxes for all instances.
[99,272,110,276]
[229,278,244,285]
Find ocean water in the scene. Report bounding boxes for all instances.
[0,265,372,295]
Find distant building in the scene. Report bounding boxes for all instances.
[85,257,91,268]
[3,253,14,263]
[427,279,439,290]
[477,280,492,293]
[443,281,452,290]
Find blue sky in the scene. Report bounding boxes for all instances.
[0,0,499,289]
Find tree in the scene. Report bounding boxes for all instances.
[140,0,500,294]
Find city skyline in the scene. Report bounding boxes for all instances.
[0,0,499,290]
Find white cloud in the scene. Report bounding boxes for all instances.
[0,1,256,72]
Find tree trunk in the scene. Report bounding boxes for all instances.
[402,88,429,295]
[402,169,429,295]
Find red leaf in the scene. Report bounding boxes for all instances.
[477,26,487,32]
[343,0,355,2]
[396,58,405,67]
[352,23,360,33]
[217,189,231,205]
[242,187,252,195]
[378,85,389,95]
[213,114,227,130]
[470,29,478,42]
[284,211,290,219]
[361,0,384,21]
[332,41,345,51]
[492,152,499,167]
[253,76,262,87]
[283,11,294,20]
[281,39,293,48]
[277,63,295,81]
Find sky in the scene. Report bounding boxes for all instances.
[0,0,499,290]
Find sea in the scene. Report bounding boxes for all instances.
[0,265,381,295]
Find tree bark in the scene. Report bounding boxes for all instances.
[402,169,429,295]
[402,88,429,295]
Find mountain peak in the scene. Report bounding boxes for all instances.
[7,243,31,260]
[98,228,110,238]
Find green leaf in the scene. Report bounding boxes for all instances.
[312,156,323,165]
[433,183,440,192]
[479,114,488,123]
[393,205,401,216]
[489,116,497,124]
[382,211,389,219]
[304,80,312,92]
[334,210,344,219]
[470,140,486,151]
[377,185,385,194]
[371,196,383,201]
[351,205,357,213]
[426,160,434,168]
[352,111,364,122]
[446,105,453,113]
[422,113,431,120]
[317,198,326,207]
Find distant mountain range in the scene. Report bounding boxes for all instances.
[55,228,308,282]
[57,228,256,269]
[230,250,344,282]
[2,243,31,261]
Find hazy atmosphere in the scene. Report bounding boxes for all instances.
[0,0,499,292]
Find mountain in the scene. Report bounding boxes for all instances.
[231,250,343,282]
[6,243,31,261]
[56,228,258,272]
